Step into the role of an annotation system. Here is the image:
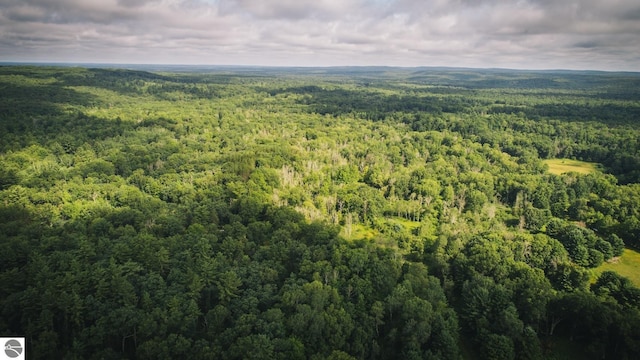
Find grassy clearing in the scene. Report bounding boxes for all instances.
[543,159,600,175]
[340,223,378,241]
[387,217,421,232]
[592,248,640,287]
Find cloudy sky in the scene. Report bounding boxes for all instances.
[1,0,639,70]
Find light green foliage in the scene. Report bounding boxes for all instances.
[543,159,601,175]
[593,248,640,287]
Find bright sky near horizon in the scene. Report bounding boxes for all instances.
[1,0,640,71]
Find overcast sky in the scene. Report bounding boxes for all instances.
[1,0,640,70]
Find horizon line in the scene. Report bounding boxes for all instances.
[1,61,639,74]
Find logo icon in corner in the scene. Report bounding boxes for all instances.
[3,338,24,359]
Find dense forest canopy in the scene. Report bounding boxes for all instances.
[1,65,640,359]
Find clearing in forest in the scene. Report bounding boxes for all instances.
[340,223,378,241]
[593,248,640,287]
[543,158,600,175]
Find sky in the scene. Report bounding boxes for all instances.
[1,0,640,71]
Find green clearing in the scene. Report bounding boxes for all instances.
[387,217,421,232]
[340,223,378,240]
[341,218,420,241]
[543,159,601,175]
[592,248,640,287]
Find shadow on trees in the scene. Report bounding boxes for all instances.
[0,80,98,118]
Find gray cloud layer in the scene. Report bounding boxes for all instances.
[1,0,639,70]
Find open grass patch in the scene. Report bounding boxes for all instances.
[543,159,601,175]
[592,248,640,287]
[340,223,378,240]
[387,217,421,232]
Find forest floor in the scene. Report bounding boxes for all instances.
[545,337,597,360]
[593,248,640,287]
[543,159,601,175]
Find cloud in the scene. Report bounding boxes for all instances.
[0,0,639,70]
[223,0,358,20]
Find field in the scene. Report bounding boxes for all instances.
[543,159,601,175]
[593,248,640,287]
[340,223,378,240]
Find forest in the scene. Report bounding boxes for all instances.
[1,65,640,359]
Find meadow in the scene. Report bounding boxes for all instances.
[594,248,640,287]
[543,159,601,175]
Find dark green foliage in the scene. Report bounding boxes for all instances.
[548,291,640,359]
[592,271,640,309]
[547,219,615,267]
